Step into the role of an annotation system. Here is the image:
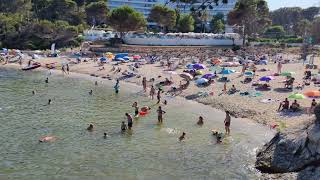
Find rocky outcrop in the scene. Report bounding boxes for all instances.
[256,119,320,179]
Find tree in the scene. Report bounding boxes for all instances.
[177,14,194,33]
[211,13,225,33]
[228,0,270,44]
[311,17,320,44]
[85,1,109,25]
[0,0,31,14]
[302,7,320,21]
[149,5,177,32]
[109,6,146,37]
[270,7,302,31]
[293,19,312,37]
[211,19,225,33]
[264,25,285,38]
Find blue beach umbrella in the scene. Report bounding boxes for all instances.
[221,69,235,75]
[244,71,254,76]
[186,64,194,69]
[202,73,215,79]
[196,78,209,85]
[193,64,206,70]
[100,57,107,61]
[259,76,274,82]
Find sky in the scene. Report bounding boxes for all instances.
[267,0,320,11]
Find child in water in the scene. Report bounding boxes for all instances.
[87,124,94,131]
[179,132,186,141]
[197,116,204,126]
[121,121,127,132]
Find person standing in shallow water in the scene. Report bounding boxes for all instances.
[156,89,161,104]
[142,77,147,92]
[114,79,120,94]
[224,111,231,135]
[125,113,133,130]
[66,64,70,74]
[157,106,166,123]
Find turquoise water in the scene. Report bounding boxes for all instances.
[0,68,274,179]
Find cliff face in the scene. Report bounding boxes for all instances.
[255,120,320,179]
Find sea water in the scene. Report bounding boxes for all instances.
[0,68,274,179]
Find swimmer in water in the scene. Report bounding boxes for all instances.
[163,100,167,105]
[141,106,151,112]
[45,77,49,83]
[89,90,93,95]
[95,81,98,86]
[121,121,127,132]
[197,116,204,126]
[32,90,36,95]
[179,132,186,141]
[212,129,223,143]
[87,124,94,131]
[48,99,52,105]
[103,132,107,138]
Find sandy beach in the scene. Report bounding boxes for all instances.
[2,47,319,130]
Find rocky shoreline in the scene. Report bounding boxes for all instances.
[255,112,320,179]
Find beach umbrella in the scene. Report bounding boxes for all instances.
[202,73,215,79]
[180,73,193,81]
[221,69,235,75]
[259,76,275,82]
[100,57,107,61]
[244,71,254,76]
[304,91,320,98]
[133,55,141,59]
[288,93,305,100]
[196,78,208,85]
[281,71,295,77]
[193,64,206,70]
[196,70,204,75]
[186,64,194,69]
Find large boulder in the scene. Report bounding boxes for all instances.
[256,120,320,174]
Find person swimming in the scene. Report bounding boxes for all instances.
[197,116,204,126]
[32,90,36,95]
[48,99,52,105]
[87,124,94,131]
[89,90,93,95]
[163,100,167,105]
[103,132,107,138]
[141,106,151,113]
[95,81,98,86]
[212,129,223,143]
[45,77,49,83]
[179,132,186,141]
[121,121,127,132]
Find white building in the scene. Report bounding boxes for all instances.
[108,0,237,25]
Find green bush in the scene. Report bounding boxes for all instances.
[280,38,303,43]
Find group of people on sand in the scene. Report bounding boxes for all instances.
[278,98,317,115]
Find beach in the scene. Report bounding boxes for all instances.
[2,48,318,129]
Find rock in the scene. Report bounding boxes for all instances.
[256,119,320,175]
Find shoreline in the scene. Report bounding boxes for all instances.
[1,57,313,130]
[0,64,273,127]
